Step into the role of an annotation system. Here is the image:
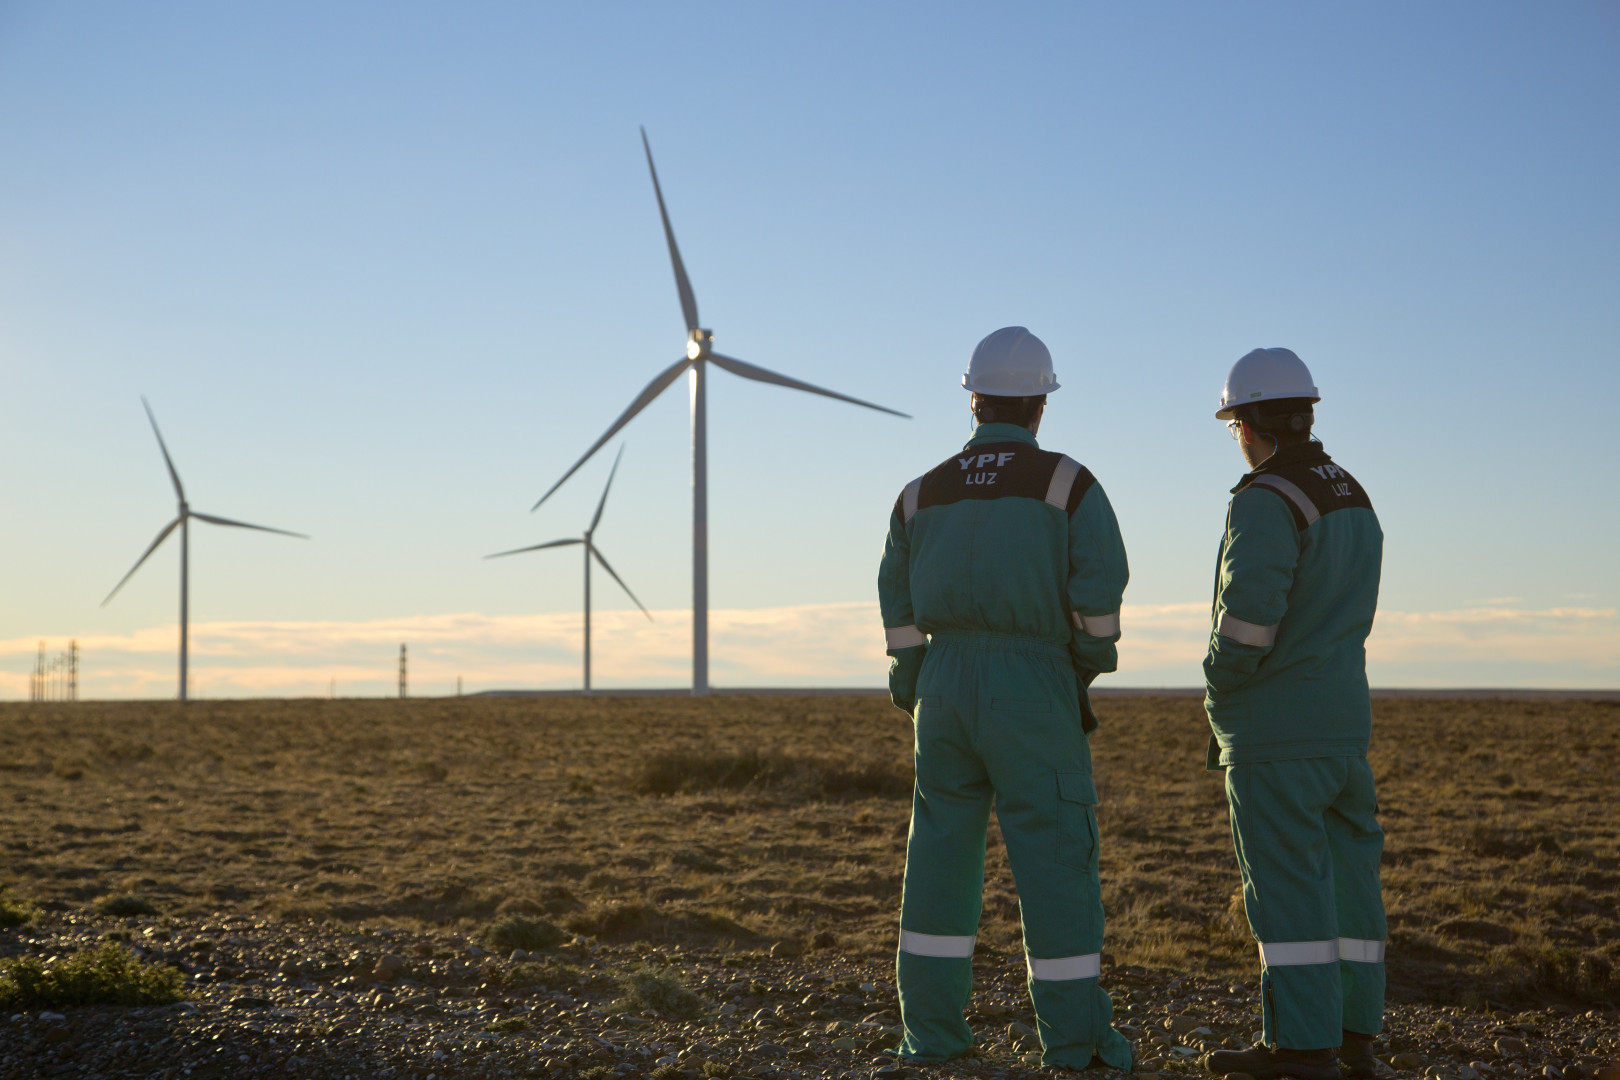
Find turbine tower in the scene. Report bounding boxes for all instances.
[103,398,308,701]
[531,129,909,694]
[492,445,650,692]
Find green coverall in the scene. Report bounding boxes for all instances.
[1204,441,1386,1050]
[878,422,1132,1069]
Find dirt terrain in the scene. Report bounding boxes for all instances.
[0,694,1616,1079]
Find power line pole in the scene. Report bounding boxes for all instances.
[68,640,78,702]
[398,643,408,699]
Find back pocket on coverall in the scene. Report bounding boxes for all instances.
[1056,772,1099,871]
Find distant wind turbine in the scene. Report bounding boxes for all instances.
[103,398,308,701]
[530,128,909,694]
[490,445,650,692]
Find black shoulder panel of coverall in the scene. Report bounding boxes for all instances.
[1234,443,1374,532]
[896,442,1095,518]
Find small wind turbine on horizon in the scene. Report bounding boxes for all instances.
[103,398,308,701]
[531,128,909,695]
[489,445,650,693]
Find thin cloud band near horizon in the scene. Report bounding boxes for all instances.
[4,601,1615,699]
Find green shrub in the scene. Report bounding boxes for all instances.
[0,885,38,930]
[499,960,584,991]
[95,894,159,917]
[485,913,565,952]
[614,964,708,1020]
[0,943,185,1009]
[484,1016,528,1033]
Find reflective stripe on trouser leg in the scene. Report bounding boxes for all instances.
[899,930,975,958]
[1027,953,1101,981]
[1329,758,1387,1037]
[1259,940,1339,966]
[1227,759,1346,1050]
[896,691,988,1061]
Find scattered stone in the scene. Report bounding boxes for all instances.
[227,996,270,1009]
[38,1011,66,1022]
[1168,1015,1203,1036]
[42,1027,71,1044]
[1392,1052,1425,1070]
[770,940,803,958]
[1007,1021,1040,1050]
[832,1036,860,1050]
[374,953,406,980]
[1497,1039,1527,1058]
[1543,1068,1564,1080]
[509,948,529,962]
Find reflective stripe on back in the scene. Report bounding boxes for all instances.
[1337,937,1385,963]
[1258,939,1339,966]
[884,624,926,650]
[1025,952,1101,981]
[1216,612,1278,647]
[1250,474,1320,526]
[1072,611,1119,637]
[1044,455,1081,510]
[898,930,976,958]
[902,477,923,523]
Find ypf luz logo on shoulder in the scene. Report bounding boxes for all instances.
[1309,463,1352,497]
[959,451,1014,487]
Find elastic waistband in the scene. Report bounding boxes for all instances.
[926,630,1068,661]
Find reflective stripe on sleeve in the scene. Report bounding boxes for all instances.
[1217,612,1278,647]
[1071,611,1119,637]
[902,477,923,523]
[1025,952,1101,981]
[898,930,976,958]
[1258,939,1339,966]
[884,624,926,650]
[1045,455,1082,509]
[1337,937,1385,963]
[1250,475,1320,526]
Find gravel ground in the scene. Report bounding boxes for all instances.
[4,914,1617,1080]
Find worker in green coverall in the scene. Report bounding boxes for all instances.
[1201,349,1387,1080]
[877,327,1133,1070]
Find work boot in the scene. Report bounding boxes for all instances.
[1205,1044,1340,1080]
[1339,1030,1379,1079]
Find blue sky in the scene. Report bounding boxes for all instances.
[2,2,1616,695]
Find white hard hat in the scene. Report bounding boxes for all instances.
[962,326,1060,396]
[1216,348,1319,419]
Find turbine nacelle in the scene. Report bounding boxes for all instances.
[686,329,714,361]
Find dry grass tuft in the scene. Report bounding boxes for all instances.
[634,749,911,800]
[484,912,566,952]
[614,963,709,1019]
[94,893,159,917]
[0,885,38,929]
[0,943,185,1009]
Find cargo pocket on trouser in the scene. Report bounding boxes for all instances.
[1056,772,1098,871]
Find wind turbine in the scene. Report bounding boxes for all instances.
[531,128,909,694]
[490,445,650,692]
[103,398,308,701]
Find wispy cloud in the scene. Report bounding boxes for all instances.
[4,601,1615,699]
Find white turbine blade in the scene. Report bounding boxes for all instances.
[140,397,187,502]
[589,543,652,619]
[709,353,911,418]
[531,356,690,511]
[485,537,583,559]
[191,511,309,539]
[641,127,700,333]
[588,444,626,534]
[102,516,182,606]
